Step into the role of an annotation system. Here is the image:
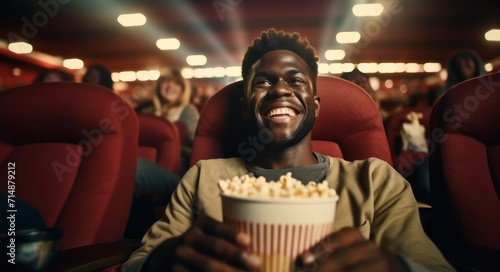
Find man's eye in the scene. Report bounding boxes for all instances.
[255,80,271,87]
[289,78,305,85]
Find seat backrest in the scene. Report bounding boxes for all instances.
[429,72,500,249]
[190,75,392,166]
[137,114,181,174]
[0,82,138,250]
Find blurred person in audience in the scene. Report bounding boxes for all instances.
[82,64,114,89]
[444,49,486,89]
[190,84,216,113]
[33,68,73,83]
[153,70,200,174]
[122,28,454,272]
[340,68,392,121]
[442,49,486,93]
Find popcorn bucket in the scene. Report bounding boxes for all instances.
[221,194,339,272]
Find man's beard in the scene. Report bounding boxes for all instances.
[246,109,316,150]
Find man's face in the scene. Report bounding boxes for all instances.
[243,50,320,149]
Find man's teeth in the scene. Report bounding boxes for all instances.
[268,107,296,117]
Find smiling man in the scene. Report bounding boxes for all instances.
[122,29,454,272]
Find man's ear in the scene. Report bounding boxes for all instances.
[314,96,320,117]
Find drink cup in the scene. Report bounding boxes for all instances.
[221,194,339,272]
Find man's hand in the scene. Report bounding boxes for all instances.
[143,214,261,272]
[296,227,409,272]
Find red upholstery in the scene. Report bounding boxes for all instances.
[175,121,188,146]
[137,114,181,174]
[190,75,392,166]
[429,72,500,249]
[385,105,431,175]
[0,82,138,251]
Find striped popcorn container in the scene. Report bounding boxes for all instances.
[221,194,339,272]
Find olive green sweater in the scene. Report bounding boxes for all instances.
[122,157,454,271]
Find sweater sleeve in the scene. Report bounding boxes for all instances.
[367,158,455,272]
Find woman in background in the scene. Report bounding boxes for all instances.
[153,70,199,173]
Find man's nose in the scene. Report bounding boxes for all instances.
[268,79,292,97]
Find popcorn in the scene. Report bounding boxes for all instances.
[218,172,337,198]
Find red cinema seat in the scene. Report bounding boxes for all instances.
[137,114,181,175]
[428,73,500,269]
[0,82,138,251]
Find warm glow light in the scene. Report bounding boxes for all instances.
[8,42,33,54]
[385,79,394,88]
[117,13,147,27]
[318,63,330,74]
[400,84,408,94]
[149,70,160,80]
[342,63,355,72]
[186,55,207,66]
[205,68,216,78]
[485,63,493,72]
[485,29,500,41]
[193,68,206,78]
[439,69,448,81]
[423,62,442,73]
[181,68,194,79]
[369,77,380,91]
[119,71,136,82]
[405,63,422,73]
[325,49,346,61]
[156,38,180,50]
[329,63,344,74]
[378,63,397,73]
[336,32,361,44]
[113,82,128,91]
[63,58,84,69]
[225,66,241,77]
[352,3,384,17]
[395,63,407,73]
[136,70,151,81]
[213,67,226,77]
[191,68,217,78]
[111,72,120,82]
[358,63,378,73]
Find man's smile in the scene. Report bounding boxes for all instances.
[266,107,297,118]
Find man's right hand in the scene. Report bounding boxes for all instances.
[142,214,261,271]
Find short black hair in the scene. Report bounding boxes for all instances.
[241,28,319,89]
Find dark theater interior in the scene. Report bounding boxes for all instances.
[1,0,499,271]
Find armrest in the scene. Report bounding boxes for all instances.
[51,240,140,272]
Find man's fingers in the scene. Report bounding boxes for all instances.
[197,213,251,247]
[183,226,260,269]
[180,217,261,270]
[297,227,368,269]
